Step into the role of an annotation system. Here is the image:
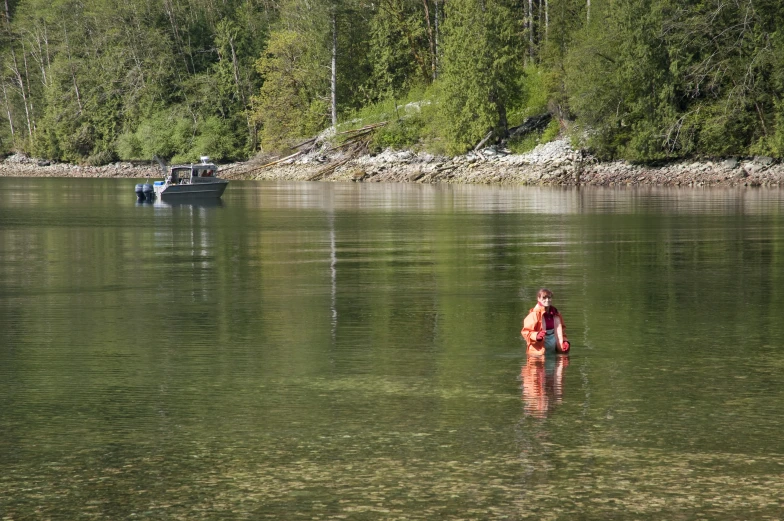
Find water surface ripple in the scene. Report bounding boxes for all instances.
[2,178,784,519]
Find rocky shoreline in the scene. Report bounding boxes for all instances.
[1,139,782,188]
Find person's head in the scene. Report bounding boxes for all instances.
[537,288,553,307]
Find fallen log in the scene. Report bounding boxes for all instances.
[474,131,493,151]
[436,164,458,173]
[292,137,318,150]
[257,151,302,168]
[338,121,388,136]
[306,156,353,181]
[221,122,387,179]
[225,151,303,178]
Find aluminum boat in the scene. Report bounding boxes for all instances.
[152,156,228,199]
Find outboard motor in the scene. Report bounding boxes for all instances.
[143,183,154,201]
[135,183,145,200]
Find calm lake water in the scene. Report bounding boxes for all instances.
[2,177,784,519]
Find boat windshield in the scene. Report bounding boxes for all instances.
[194,166,215,177]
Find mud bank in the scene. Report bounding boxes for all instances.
[2,140,782,188]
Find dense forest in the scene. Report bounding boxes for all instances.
[0,0,782,164]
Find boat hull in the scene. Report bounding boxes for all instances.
[154,180,228,199]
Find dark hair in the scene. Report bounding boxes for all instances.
[537,288,553,299]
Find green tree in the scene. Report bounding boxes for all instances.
[565,0,677,160]
[252,30,329,153]
[365,0,436,101]
[439,0,525,153]
[663,0,784,157]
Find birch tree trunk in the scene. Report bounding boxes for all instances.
[29,25,50,87]
[2,81,14,139]
[544,0,549,41]
[62,26,83,114]
[538,0,542,43]
[228,37,247,108]
[9,47,33,138]
[21,41,36,132]
[227,35,258,150]
[434,0,439,78]
[528,0,534,60]
[3,0,17,138]
[331,10,337,130]
[43,23,51,83]
[163,0,192,75]
[422,0,436,81]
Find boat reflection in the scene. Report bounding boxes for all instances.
[152,198,224,209]
[521,355,569,418]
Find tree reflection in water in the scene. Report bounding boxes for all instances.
[521,355,569,418]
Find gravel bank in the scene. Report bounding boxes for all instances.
[2,140,782,188]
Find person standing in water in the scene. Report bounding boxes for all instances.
[522,288,570,356]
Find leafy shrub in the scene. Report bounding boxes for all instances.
[370,116,424,152]
[186,116,240,162]
[512,65,550,125]
[85,149,117,166]
[508,119,562,154]
[116,132,143,160]
[508,132,540,154]
[540,118,561,144]
[750,100,784,157]
[66,124,96,159]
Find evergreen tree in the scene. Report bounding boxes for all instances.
[565,0,677,159]
[253,29,329,152]
[663,0,784,157]
[0,0,782,162]
[252,0,373,154]
[365,0,436,101]
[439,0,525,153]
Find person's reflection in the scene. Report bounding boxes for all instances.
[522,355,569,418]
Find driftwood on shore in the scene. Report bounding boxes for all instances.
[225,121,390,179]
[245,139,783,188]
[1,139,782,188]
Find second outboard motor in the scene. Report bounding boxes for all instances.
[143,183,154,201]
[135,183,145,200]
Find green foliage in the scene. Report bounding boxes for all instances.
[137,112,192,162]
[520,67,550,120]
[541,118,561,143]
[370,116,425,152]
[344,98,399,129]
[365,0,433,101]
[563,0,784,160]
[506,65,554,128]
[507,119,560,154]
[252,29,329,154]
[439,0,525,154]
[115,109,241,162]
[340,83,448,154]
[85,150,118,166]
[116,132,143,161]
[565,0,677,160]
[2,0,784,162]
[189,116,242,162]
[751,100,784,157]
[508,132,540,155]
[345,85,430,127]
[1,0,273,161]
[335,1,374,113]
